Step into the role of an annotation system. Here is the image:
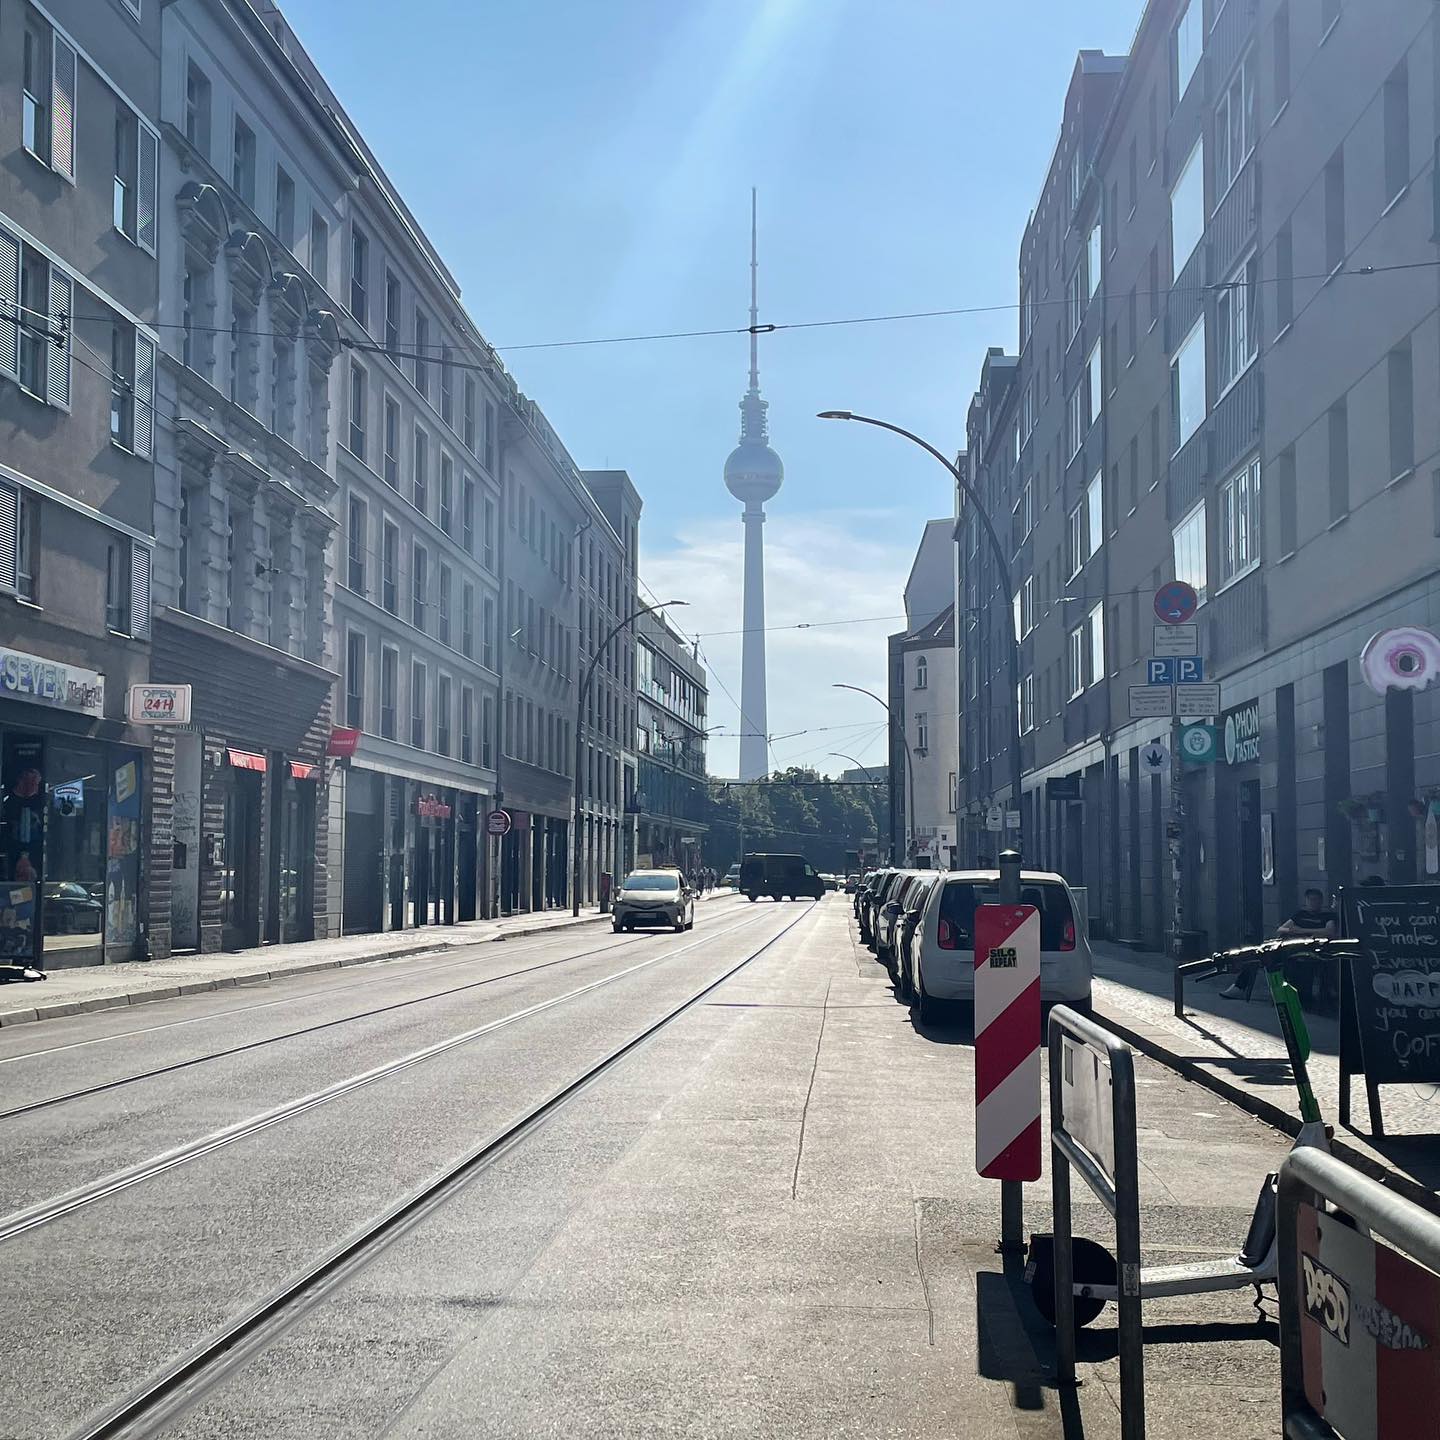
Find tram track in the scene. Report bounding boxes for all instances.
[0,907,778,1247]
[64,899,816,1440]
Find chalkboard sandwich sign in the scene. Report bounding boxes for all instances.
[1341,885,1440,1137]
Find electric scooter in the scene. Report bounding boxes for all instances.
[1027,945,1331,1328]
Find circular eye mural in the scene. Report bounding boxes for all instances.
[1360,627,1440,695]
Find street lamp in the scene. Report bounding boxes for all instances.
[572,599,686,916]
[832,683,917,864]
[821,409,1025,855]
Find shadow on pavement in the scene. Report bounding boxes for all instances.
[975,1267,1087,1436]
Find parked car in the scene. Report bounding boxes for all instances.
[901,869,1092,1022]
[612,869,695,933]
[843,872,860,894]
[871,870,923,961]
[739,853,825,901]
[857,868,893,943]
[891,873,939,982]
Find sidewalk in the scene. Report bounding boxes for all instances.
[0,889,740,1029]
[1090,937,1440,1207]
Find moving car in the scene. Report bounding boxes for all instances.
[739,853,825,902]
[612,869,695,933]
[900,869,1092,1022]
[722,864,741,889]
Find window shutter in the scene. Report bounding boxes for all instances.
[133,332,155,458]
[0,482,17,592]
[129,542,151,638]
[50,33,77,183]
[137,123,159,253]
[0,231,18,380]
[46,266,71,409]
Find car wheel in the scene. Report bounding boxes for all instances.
[747,894,758,903]
[896,954,913,1003]
[673,916,685,933]
[612,923,623,934]
[912,962,941,1025]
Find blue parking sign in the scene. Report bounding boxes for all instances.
[1147,658,1176,685]
[1175,656,1205,684]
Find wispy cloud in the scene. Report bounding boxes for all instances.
[642,507,918,778]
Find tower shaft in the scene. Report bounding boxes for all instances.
[738,505,769,782]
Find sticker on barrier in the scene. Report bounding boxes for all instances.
[974,903,1041,1181]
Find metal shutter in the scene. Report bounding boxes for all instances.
[0,231,17,380]
[0,482,17,592]
[45,267,71,409]
[50,34,77,183]
[129,542,151,638]
[133,332,155,458]
[137,123,159,253]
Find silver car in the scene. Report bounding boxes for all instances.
[612,869,695,933]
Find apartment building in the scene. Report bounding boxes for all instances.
[0,0,161,968]
[957,0,1440,954]
[634,605,708,871]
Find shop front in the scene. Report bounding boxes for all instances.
[0,647,147,970]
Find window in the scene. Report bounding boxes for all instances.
[274,166,295,249]
[347,494,366,592]
[1128,137,1137,214]
[462,476,476,553]
[382,396,400,488]
[438,563,452,646]
[347,363,366,460]
[1276,223,1294,331]
[345,632,365,729]
[1018,676,1035,734]
[441,349,454,426]
[1272,2,1296,113]
[13,246,47,400]
[0,483,35,600]
[482,695,494,768]
[1216,252,1258,392]
[412,543,428,631]
[177,487,193,611]
[310,212,329,288]
[439,454,454,534]
[1328,399,1350,521]
[414,309,430,398]
[232,116,256,206]
[1173,0,1202,103]
[1325,149,1345,273]
[114,109,137,239]
[1068,624,1085,698]
[463,375,477,451]
[1086,470,1104,558]
[1088,338,1103,429]
[1087,222,1101,299]
[23,20,50,167]
[1068,502,1084,578]
[1068,146,1081,213]
[1170,139,1204,279]
[184,60,211,155]
[380,648,398,738]
[1067,383,1084,460]
[1170,317,1206,452]
[916,713,929,752]
[461,581,475,658]
[915,655,928,690]
[381,520,398,613]
[412,426,428,513]
[483,595,495,670]
[1215,52,1256,195]
[1278,447,1297,556]
[1218,459,1261,586]
[106,541,131,633]
[437,675,452,757]
[271,336,295,440]
[1066,264,1083,340]
[1384,61,1409,205]
[1147,247,1159,326]
[484,400,497,473]
[1389,343,1414,479]
[350,226,368,326]
[410,662,427,748]
[1088,603,1105,687]
[1172,502,1208,603]
[384,271,400,353]
[461,686,475,764]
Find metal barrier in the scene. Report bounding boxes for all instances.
[1048,1005,1146,1440]
[1278,1146,1440,1439]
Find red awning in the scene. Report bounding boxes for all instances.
[226,749,267,773]
[290,761,317,781]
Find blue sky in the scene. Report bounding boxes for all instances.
[280,0,1139,777]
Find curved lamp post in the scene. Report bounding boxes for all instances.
[572,599,686,916]
[820,409,1024,855]
[832,683,917,864]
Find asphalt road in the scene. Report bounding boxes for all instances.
[0,894,1289,1439]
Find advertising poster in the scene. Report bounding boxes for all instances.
[105,757,142,948]
[1,737,44,960]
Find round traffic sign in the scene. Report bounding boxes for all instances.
[1154,580,1199,625]
[485,808,513,837]
[1140,743,1170,776]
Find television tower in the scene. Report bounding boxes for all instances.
[723,190,784,782]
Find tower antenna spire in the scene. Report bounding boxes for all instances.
[749,186,759,393]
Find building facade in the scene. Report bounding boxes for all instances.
[1,0,161,968]
[634,606,708,871]
[957,0,1440,954]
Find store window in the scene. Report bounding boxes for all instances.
[44,742,107,960]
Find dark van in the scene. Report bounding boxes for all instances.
[739,853,825,902]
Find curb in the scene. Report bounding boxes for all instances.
[1094,1002,1440,1218]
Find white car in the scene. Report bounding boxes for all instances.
[613,869,695,933]
[900,869,1092,1022]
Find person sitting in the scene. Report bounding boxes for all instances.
[1220,888,1338,999]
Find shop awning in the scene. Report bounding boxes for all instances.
[289,761,317,780]
[226,749,267,773]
